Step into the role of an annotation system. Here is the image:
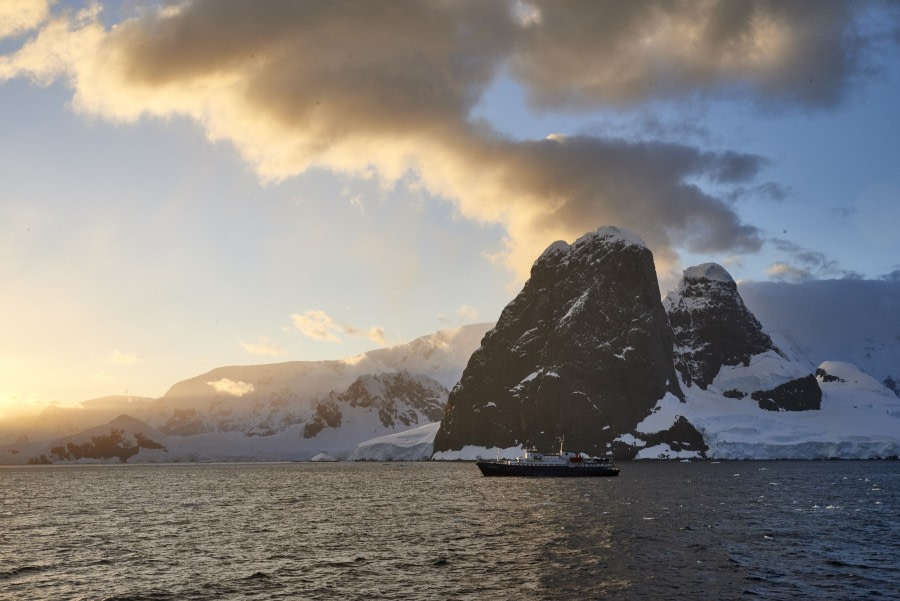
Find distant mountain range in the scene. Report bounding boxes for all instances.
[0,324,491,463]
[2,226,899,464]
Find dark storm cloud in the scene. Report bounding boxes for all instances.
[4,0,896,276]
[511,0,882,110]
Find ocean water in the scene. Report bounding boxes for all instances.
[1,461,897,600]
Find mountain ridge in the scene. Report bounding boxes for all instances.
[3,230,900,463]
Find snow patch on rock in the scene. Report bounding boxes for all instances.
[635,393,685,434]
[536,240,571,264]
[574,226,647,250]
[682,263,734,284]
[711,351,811,395]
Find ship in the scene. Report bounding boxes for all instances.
[475,438,620,477]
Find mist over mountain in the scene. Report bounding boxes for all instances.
[0,325,491,464]
[738,278,900,395]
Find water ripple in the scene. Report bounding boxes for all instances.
[0,461,898,599]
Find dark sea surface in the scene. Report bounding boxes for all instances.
[1,461,898,600]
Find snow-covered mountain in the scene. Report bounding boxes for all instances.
[0,396,156,445]
[433,226,702,459]
[429,228,900,462]
[665,263,822,412]
[629,360,900,460]
[5,227,900,464]
[0,324,491,464]
[665,263,778,390]
[11,414,170,465]
[738,278,900,395]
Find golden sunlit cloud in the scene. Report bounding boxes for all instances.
[341,324,388,346]
[207,378,254,397]
[766,261,811,283]
[0,0,50,40]
[291,310,387,345]
[291,310,343,343]
[0,1,892,281]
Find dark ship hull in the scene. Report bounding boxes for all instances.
[476,459,620,478]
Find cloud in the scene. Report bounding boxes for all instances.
[106,350,140,365]
[291,310,386,345]
[439,305,481,323]
[341,323,387,346]
[726,181,791,204]
[510,0,881,110]
[240,337,286,357]
[207,378,255,397]
[767,238,862,282]
[2,1,896,278]
[0,0,50,40]
[291,310,342,343]
[765,261,814,283]
[456,305,480,322]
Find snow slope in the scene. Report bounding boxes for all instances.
[626,361,900,459]
[711,350,811,393]
[348,422,441,461]
[739,279,900,390]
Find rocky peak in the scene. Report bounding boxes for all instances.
[433,226,692,458]
[664,262,776,389]
[665,263,822,412]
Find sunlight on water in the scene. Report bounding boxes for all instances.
[0,461,897,600]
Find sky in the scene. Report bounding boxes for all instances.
[1,0,899,414]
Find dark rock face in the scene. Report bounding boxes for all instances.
[433,227,688,459]
[161,408,209,436]
[339,372,446,427]
[751,375,822,411]
[816,367,845,383]
[303,400,342,438]
[613,416,708,459]
[664,263,776,389]
[304,372,447,439]
[665,263,822,412]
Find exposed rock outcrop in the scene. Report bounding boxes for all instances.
[304,371,447,439]
[665,263,822,411]
[434,227,697,458]
[664,263,775,389]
